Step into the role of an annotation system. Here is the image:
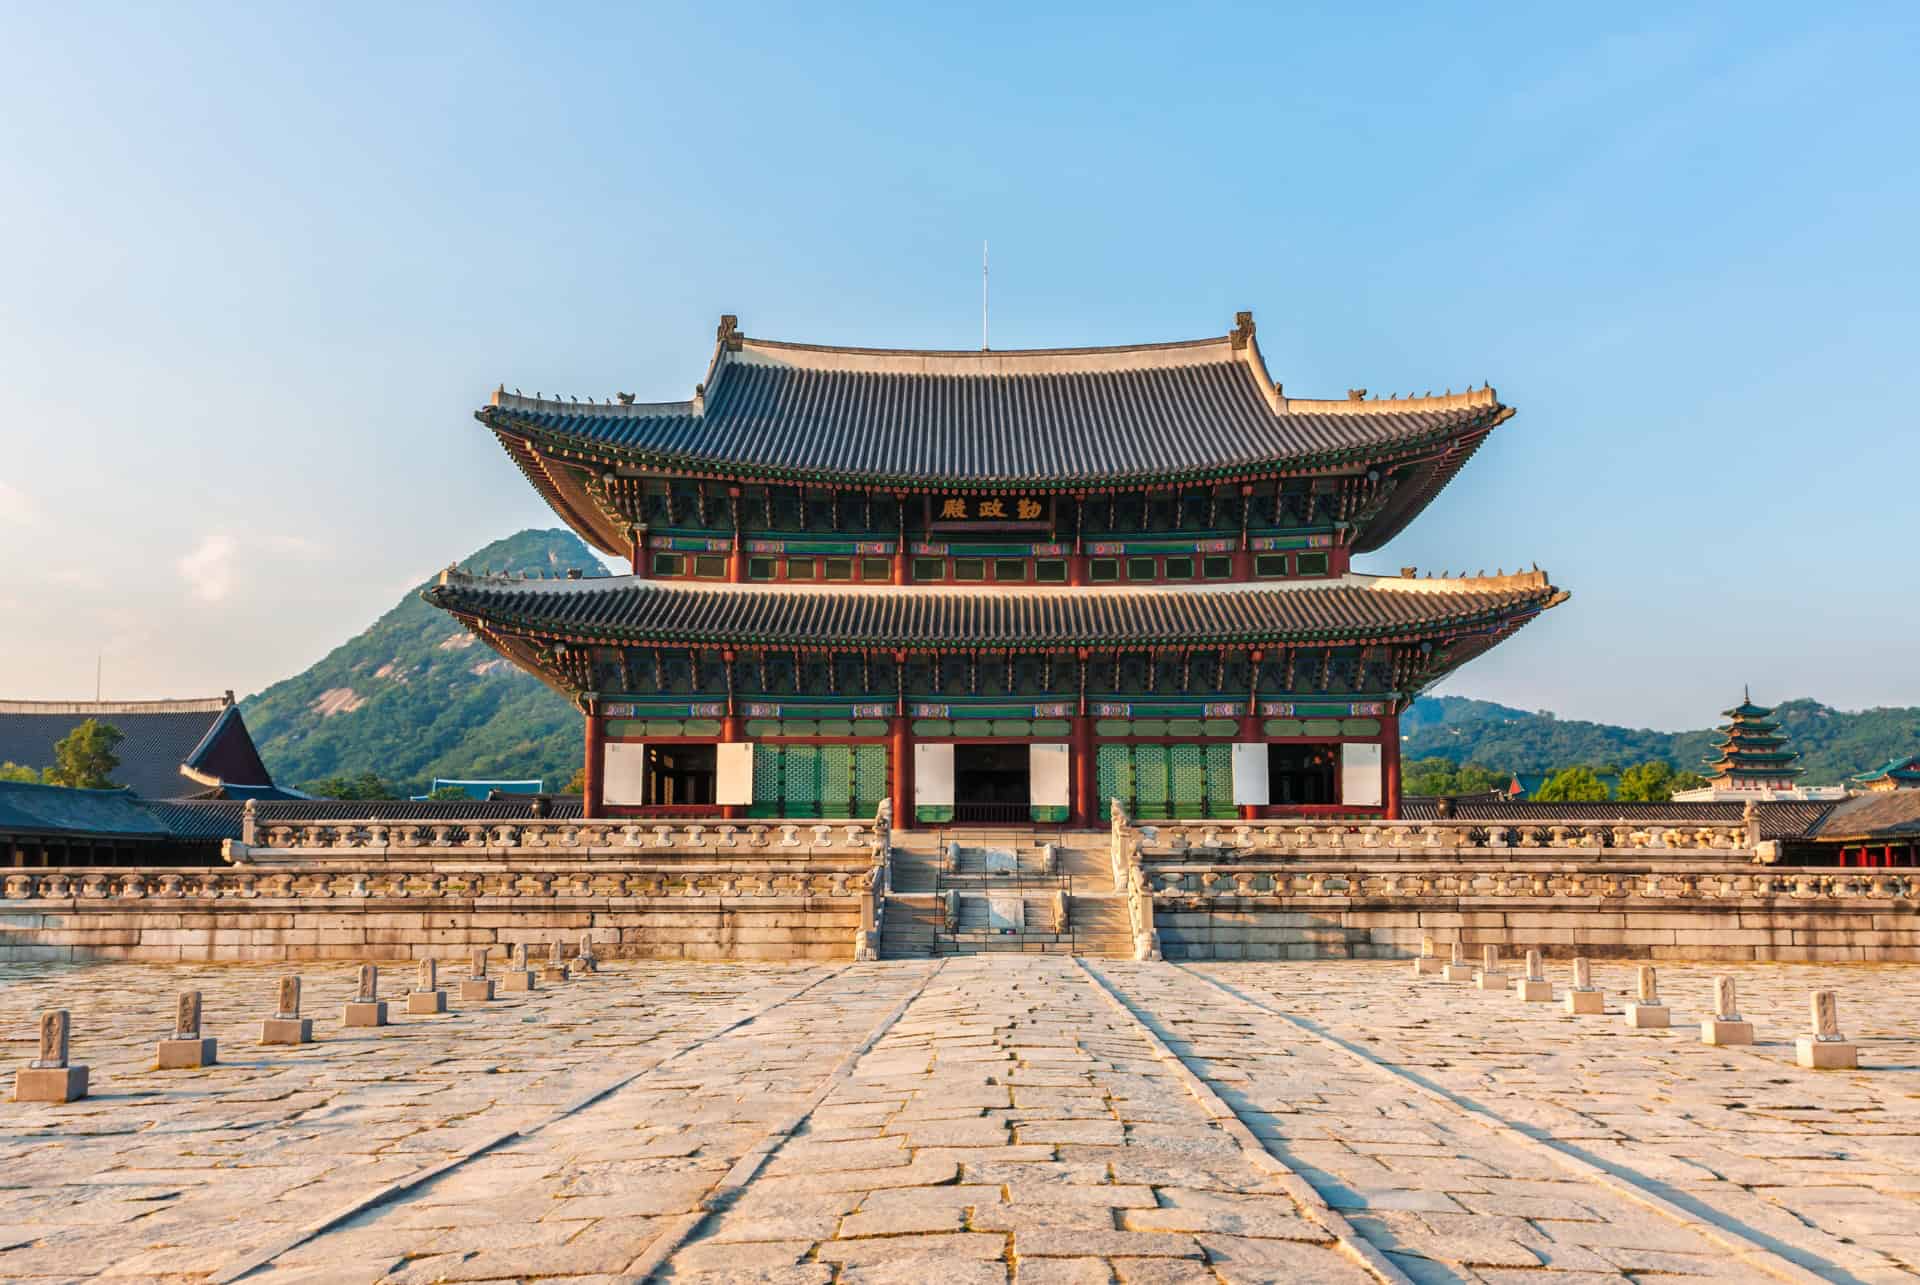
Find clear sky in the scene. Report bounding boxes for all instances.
[1,3,1914,730]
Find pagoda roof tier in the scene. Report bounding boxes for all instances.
[479,313,1512,556]
[426,569,1564,696]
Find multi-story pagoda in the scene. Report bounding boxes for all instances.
[429,312,1565,827]
[1702,689,1802,791]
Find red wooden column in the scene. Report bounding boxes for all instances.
[1383,708,1403,819]
[1068,493,1089,586]
[894,495,911,585]
[1072,717,1095,829]
[727,486,746,582]
[891,715,913,831]
[1233,483,1254,580]
[891,649,914,829]
[582,704,605,819]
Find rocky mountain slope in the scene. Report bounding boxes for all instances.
[242,530,605,795]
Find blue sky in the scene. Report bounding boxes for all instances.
[1,3,1914,730]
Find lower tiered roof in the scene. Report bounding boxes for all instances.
[426,569,1565,696]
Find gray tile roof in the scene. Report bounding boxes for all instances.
[152,797,584,841]
[1810,792,1920,841]
[0,781,176,839]
[1399,797,1833,840]
[0,698,275,799]
[479,327,1507,490]
[426,572,1562,649]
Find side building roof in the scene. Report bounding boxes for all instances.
[479,312,1512,556]
[0,696,279,799]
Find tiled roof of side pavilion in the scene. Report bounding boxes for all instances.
[426,569,1565,651]
[477,314,1511,497]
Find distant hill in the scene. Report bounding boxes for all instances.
[242,531,1919,794]
[243,530,606,796]
[1404,695,1920,784]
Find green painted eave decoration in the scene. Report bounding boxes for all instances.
[487,407,1494,494]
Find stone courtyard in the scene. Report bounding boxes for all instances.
[3,956,1916,1284]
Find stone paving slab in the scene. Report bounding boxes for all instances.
[4,956,1919,1281]
[1190,958,1920,1283]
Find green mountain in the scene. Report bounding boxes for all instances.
[243,530,607,796]
[243,529,1919,796]
[1404,695,1920,784]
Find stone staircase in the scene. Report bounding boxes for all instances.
[878,896,940,959]
[876,829,1136,959]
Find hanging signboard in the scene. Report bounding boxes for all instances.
[929,495,1051,528]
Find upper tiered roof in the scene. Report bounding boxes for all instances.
[479,312,1512,554]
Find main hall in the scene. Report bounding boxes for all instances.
[431,312,1564,828]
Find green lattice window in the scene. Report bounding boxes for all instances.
[1206,743,1235,818]
[1171,744,1207,819]
[820,746,853,818]
[1134,745,1170,820]
[1098,742,1235,820]
[854,746,888,817]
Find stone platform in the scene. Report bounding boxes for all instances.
[2,955,1917,1282]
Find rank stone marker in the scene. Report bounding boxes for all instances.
[1566,957,1605,1015]
[1474,944,1509,991]
[540,939,569,983]
[407,957,448,1015]
[460,947,496,1002]
[14,1009,88,1103]
[344,964,389,1027]
[1797,989,1859,1069]
[573,933,598,973]
[1413,936,1444,977]
[260,975,312,1045]
[1443,940,1475,982]
[1702,974,1755,1045]
[1515,948,1553,1001]
[501,943,536,993]
[156,990,218,1069]
[1625,964,1671,1028]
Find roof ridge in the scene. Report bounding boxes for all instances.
[1280,386,1502,415]
[0,697,232,715]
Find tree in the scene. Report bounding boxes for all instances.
[1401,756,1507,797]
[1533,765,1610,803]
[0,761,41,784]
[42,719,123,789]
[303,771,397,800]
[1616,760,1677,802]
[1671,770,1708,793]
[426,785,471,801]
[564,766,587,795]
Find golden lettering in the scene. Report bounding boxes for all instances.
[977,499,1007,519]
[940,498,968,519]
[1017,498,1043,520]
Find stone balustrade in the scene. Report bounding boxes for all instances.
[1143,865,1919,903]
[235,818,882,864]
[1135,820,1755,856]
[1,866,874,904]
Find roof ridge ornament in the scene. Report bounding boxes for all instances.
[717,314,743,351]
[1230,310,1255,350]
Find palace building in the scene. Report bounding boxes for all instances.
[428,312,1565,827]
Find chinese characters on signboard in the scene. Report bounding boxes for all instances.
[932,496,1048,523]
